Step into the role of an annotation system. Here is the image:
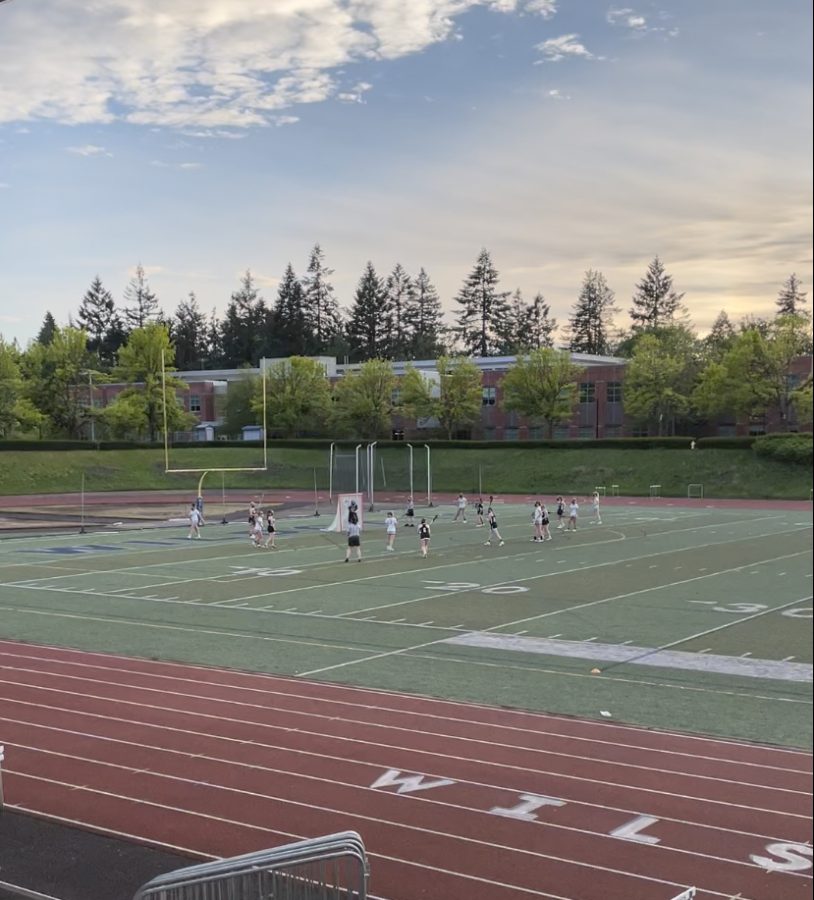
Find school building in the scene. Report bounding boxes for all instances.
[84,351,810,441]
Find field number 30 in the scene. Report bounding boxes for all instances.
[712,602,812,619]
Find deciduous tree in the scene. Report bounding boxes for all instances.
[500,348,581,438]
[400,356,482,439]
[253,356,331,438]
[331,358,396,439]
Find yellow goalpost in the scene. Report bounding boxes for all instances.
[161,352,269,513]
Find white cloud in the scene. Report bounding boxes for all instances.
[536,34,600,62]
[607,7,676,38]
[524,0,557,16]
[66,144,112,157]
[491,0,557,14]
[151,159,203,169]
[336,81,373,103]
[545,88,569,100]
[179,161,203,169]
[0,1,571,130]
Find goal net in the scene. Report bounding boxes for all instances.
[322,493,364,532]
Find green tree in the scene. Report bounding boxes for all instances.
[0,337,29,436]
[253,356,331,438]
[36,312,57,346]
[271,263,310,357]
[384,263,415,359]
[703,310,737,359]
[455,249,510,356]
[400,356,482,439]
[346,262,392,361]
[302,244,343,353]
[103,323,192,440]
[221,369,260,437]
[568,270,618,355]
[790,374,813,427]
[173,293,208,371]
[624,333,692,435]
[500,348,581,438]
[776,273,808,316]
[405,267,446,359]
[332,358,396,439]
[77,276,125,368]
[122,264,160,330]
[692,318,809,429]
[220,270,267,367]
[629,256,686,331]
[21,325,92,437]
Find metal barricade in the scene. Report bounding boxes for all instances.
[133,832,369,900]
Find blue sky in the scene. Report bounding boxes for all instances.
[0,0,811,346]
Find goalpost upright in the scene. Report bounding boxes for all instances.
[161,352,269,513]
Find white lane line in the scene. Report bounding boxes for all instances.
[4,714,807,841]
[6,754,810,900]
[5,741,801,883]
[299,553,811,676]
[2,678,807,797]
[1,639,810,761]
[7,784,742,900]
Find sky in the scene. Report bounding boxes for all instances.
[0,0,811,347]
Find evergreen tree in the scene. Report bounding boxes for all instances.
[220,271,267,367]
[454,248,510,357]
[703,310,736,358]
[302,244,342,353]
[776,274,807,316]
[272,263,310,357]
[204,307,223,368]
[384,263,415,359]
[36,312,57,346]
[77,276,124,367]
[173,293,207,370]
[405,267,445,359]
[523,292,557,350]
[495,289,528,354]
[629,256,685,331]
[122,264,160,330]
[568,270,618,355]
[346,262,392,361]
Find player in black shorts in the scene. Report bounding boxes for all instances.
[405,496,415,526]
[475,498,485,527]
[418,518,431,557]
[555,496,565,530]
[484,508,505,546]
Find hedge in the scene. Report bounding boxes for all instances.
[0,436,760,452]
[753,433,813,466]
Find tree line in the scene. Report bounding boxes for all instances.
[0,249,810,441]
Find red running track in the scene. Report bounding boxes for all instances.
[0,639,811,900]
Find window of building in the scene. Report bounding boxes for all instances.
[189,394,201,413]
[632,425,649,438]
[579,382,595,403]
[606,382,623,403]
[603,424,622,438]
[579,425,595,440]
[391,388,402,406]
[482,386,497,406]
[528,426,544,440]
[504,427,519,441]
[716,423,737,437]
[482,425,496,441]
[748,423,766,436]
[553,425,570,440]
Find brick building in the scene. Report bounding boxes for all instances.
[91,352,811,441]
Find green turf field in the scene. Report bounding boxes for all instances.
[0,500,811,747]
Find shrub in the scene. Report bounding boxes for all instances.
[753,433,813,466]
